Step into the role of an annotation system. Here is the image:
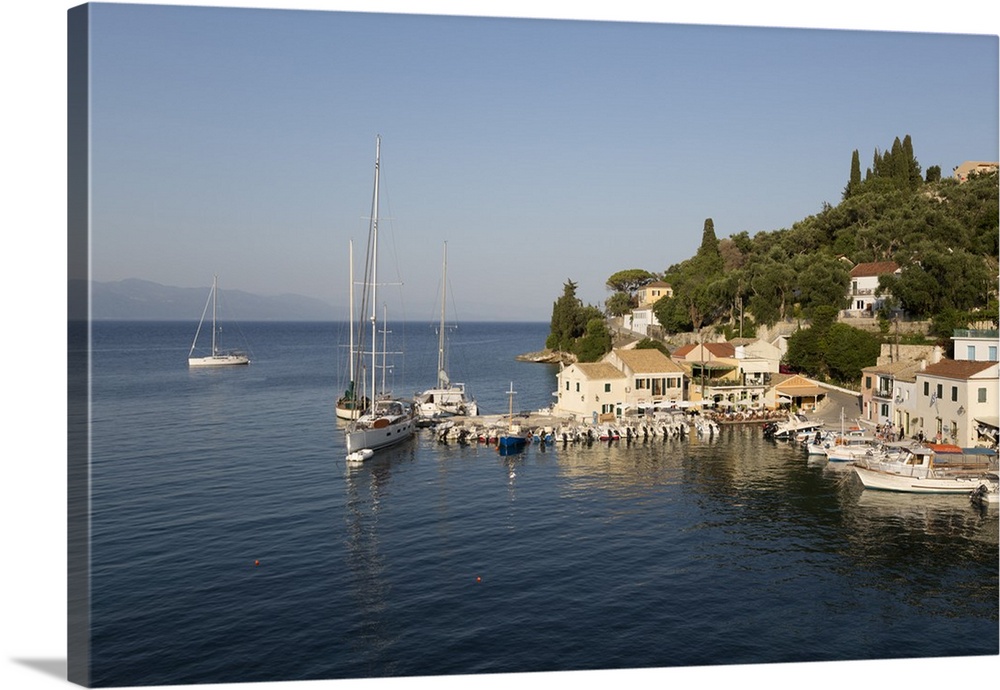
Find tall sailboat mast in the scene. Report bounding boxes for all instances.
[211,275,218,356]
[437,243,448,388]
[369,135,381,402]
[348,240,355,386]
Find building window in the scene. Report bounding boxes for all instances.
[575,382,580,393]
[880,403,889,417]
[968,345,976,360]
[936,384,943,399]
[951,386,958,402]
[979,388,988,403]
[923,381,929,396]
[565,381,569,391]
[604,383,611,393]
[990,345,998,361]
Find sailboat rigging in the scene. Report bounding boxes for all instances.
[336,239,369,420]
[188,276,250,367]
[414,242,478,421]
[344,135,416,460]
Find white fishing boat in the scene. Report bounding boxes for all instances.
[188,276,250,367]
[807,408,866,455]
[852,445,997,494]
[764,412,823,440]
[825,434,880,462]
[414,242,478,421]
[344,136,416,458]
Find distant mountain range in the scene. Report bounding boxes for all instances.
[73,279,337,321]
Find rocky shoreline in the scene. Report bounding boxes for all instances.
[515,348,576,365]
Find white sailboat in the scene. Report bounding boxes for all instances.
[188,276,250,367]
[414,242,478,421]
[345,136,416,459]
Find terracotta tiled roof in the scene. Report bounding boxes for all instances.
[849,261,900,278]
[613,348,685,374]
[573,362,627,380]
[774,374,827,397]
[704,342,736,358]
[920,359,997,380]
[862,361,923,377]
[672,344,696,358]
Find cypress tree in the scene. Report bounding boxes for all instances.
[902,134,922,187]
[697,218,723,273]
[844,148,862,199]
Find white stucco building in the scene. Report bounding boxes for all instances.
[554,347,685,421]
[912,360,998,447]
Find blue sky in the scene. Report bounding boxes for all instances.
[77,1,999,322]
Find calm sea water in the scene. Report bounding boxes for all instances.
[83,321,997,687]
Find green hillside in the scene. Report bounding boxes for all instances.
[549,136,998,380]
[653,135,997,336]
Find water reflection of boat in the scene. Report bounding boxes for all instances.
[855,488,980,515]
[852,489,998,539]
[343,457,393,661]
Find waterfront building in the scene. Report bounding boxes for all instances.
[554,347,685,421]
[671,341,739,384]
[695,339,781,409]
[860,343,943,431]
[771,374,828,412]
[861,360,924,428]
[912,359,998,447]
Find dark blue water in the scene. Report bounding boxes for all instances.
[84,321,998,687]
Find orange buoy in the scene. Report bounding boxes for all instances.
[476,576,482,583]
[254,560,260,566]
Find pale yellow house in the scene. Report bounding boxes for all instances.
[637,281,673,308]
[623,282,674,336]
[554,347,685,420]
